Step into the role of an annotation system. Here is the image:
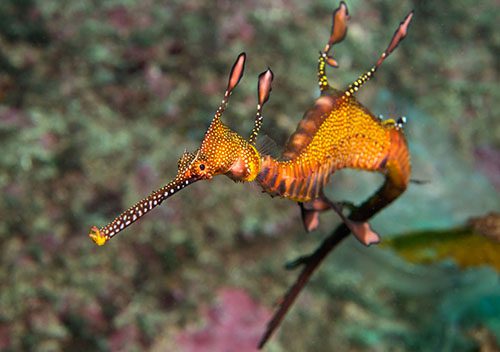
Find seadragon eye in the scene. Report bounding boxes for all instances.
[199,164,206,171]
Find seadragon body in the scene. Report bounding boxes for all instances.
[88,1,413,346]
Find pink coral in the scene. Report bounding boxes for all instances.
[176,288,271,352]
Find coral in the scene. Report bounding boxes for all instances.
[175,288,270,352]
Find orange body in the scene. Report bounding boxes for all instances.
[89,1,413,248]
[257,87,410,203]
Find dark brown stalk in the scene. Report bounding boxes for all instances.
[258,178,401,348]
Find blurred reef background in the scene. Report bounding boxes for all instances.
[0,0,499,351]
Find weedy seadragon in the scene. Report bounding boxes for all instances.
[88,2,413,348]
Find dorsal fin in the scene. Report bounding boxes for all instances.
[256,134,280,159]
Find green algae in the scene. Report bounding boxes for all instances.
[384,227,500,272]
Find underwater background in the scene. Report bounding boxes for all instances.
[1,0,499,351]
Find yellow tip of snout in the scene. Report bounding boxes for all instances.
[89,226,108,246]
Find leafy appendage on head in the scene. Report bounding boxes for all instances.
[249,68,274,145]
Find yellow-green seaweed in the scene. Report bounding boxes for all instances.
[384,227,500,272]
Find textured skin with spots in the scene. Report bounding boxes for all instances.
[89,1,413,248]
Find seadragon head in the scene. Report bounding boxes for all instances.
[89,53,274,246]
